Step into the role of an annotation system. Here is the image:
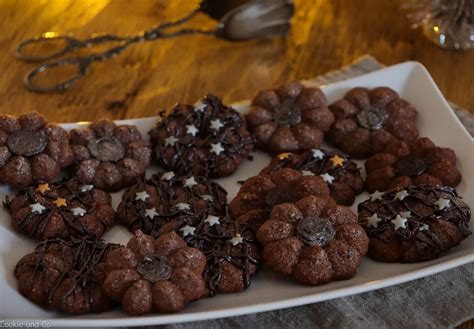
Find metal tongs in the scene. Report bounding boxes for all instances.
[16,0,294,93]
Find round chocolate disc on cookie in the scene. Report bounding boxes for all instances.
[87,136,125,162]
[7,130,48,156]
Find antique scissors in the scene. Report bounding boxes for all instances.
[16,0,293,93]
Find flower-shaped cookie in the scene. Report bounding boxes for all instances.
[364,137,461,193]
[69,119,152,192]
[15,237,119,314]
[358,185,471,262]
[260,148,364,206]
[148,94,254,178]
[117,170,227,235]
[5,179,116,240]
[102,230,206,315]
[329,87,419,158]
[246,81,334,154]
[0,112,74,188]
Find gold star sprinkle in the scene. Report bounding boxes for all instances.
[277,152,292,160]
[53,197,67,208]
[330,155,345,167]
[36,183,50,194]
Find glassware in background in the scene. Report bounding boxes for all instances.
[403,0,474,50]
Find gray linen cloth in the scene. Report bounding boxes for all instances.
[154,56,474,329]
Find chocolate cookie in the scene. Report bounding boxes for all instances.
[14,237,119,313]
[364,137,461,193]
[329,87,418,158]
[69,119,152,192]
[260,149,364,206]
[358,185,471,262]
[117,170,227,235]
[102,230,206,315]
[158,215,259,296]
[5,179,116,240]
[231,168,368,285]
[148,94,254,178]
[0,112,74,188]
[246,81,333,154]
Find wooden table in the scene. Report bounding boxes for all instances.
[0,0,472,327]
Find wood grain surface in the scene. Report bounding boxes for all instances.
[0,0,472,327]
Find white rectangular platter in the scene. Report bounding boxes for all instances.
[0,61,473,327]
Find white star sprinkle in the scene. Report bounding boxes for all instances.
[391,214,408,230]
[210,119,224,131]
[400,211,412,219]
[135,191,150,202]
[79,184,93,192]
[145,208,158,219]
[419,224,430,231]
[186,124,199,136]
[201,194,214,202]
[184,176,197,189]
[229,234,244,246]
[311,149,325,160]
[435,198,450,210]
[369,191,384,201]
[161,171,175,181]
[164,136,178,147]
[176,203,190,211]
[211,142,224,155]
[394,190,409,201]
[30,203,46,214]
[366,213,382,228]
[204,215,220,227]
[180,225,196,237]
[194,100,207,113]
[302,170,315,176]
[320,173,334,184]
[71,207,86,217]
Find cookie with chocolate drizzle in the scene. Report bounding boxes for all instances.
[14,237,119,314]
[148,94,254,178]
[358,185,471,263]
[117,170,227,235]
[260,148,364,206]
[5,179,116,240]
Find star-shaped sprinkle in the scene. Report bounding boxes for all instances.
[391,214,408,230]
[184,176,197,189]
[194,100,207,113]
[210,119,224,131]
[366,213,382,228]
[320,173,334,184]
[311,149,325,160]
[79,184,94,193]
[419,223,430,231]
[435,198,450,210]
[201,194,214,202]
[145,208,158,219]
[204,215,220,227]
[302,170,315,176]
[186,124,199,136]
[400,211,412,219]
[135,191,150,202]
[369,191,384,201]
[71,207,86,217]
[164,136,178,147]
[180,225,196,237]
[394,190,409,201]
[30,203,46,214]
[53,197,67,208]
[329,155,345,167]
[277,152,292,160]
[36,183,50,194]
[229,233,244,246]
[210,142,224,155]
[161,171,175,181]
[176,203,190,211]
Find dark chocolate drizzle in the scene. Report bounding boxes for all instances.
[358,185,471,250]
